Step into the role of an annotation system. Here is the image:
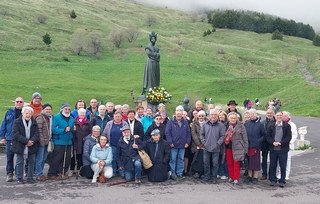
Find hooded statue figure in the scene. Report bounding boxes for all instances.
[142,31,160,95]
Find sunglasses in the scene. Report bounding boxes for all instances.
[16,101,24,103]
[198,115,205,117]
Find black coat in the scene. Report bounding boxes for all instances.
[145,122,166,141]
[140,139,170,182]
[261,117,275,151]
[126,119,144,139]
[11,116,39,154]
[117,136,142,171]
[266,122,292,152]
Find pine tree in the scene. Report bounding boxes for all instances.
[70,10,77,19]
[42,33,52,47]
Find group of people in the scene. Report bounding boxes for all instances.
[0,93,297,188]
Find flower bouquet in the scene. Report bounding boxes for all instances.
[146,87,172,105]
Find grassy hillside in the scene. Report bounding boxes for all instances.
[0,0,320,118]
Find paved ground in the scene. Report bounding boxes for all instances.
[0,115,319,204]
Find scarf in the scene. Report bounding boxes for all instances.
[30,102,42,117]
[224,125,235,145]
[77,117,86,126]
[22,118,32,157]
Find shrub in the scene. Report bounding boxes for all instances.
[42,33,52,47]
[312,34,320,46]
[37,14,48,24]
[71,29,87,55]
[86,31,103,57]
[70,10,77,19]
[126,27,139,43]
[203,29,212,37]
[109,29,125,48]
[146,14,157,26]
[272,29,283,40]
[217,47,225,55]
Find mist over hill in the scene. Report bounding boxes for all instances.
[135,0,320,31]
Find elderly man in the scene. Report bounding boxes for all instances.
[200,109,226,184]
[280,111,298,180]
[225,100,242,121]
[47,103,75,180]
[260,108,275,180]
[267,112,292,188]
[187,100,204,122]
[117,125,142,183]
[11,106,39,184]
[87,98,99,122]
[166,106,191,180]
[0,97,24,182]
[29,92,43,117]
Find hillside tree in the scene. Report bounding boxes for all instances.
[70,10,77,19]
[71,29,87,55]
[42,33,52,47]
[109,29,125,48]
[86,31,103,57]
[313,34,320,46]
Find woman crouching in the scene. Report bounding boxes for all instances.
[90,135,113,183]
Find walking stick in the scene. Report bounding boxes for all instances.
[74,148,78,180]
[61,143,67,184]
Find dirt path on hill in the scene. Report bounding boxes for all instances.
[299,62,320,87]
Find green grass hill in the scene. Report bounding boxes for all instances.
[0,0,320,118]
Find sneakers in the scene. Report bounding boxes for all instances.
[220,176,228,180]
[92,177,97,183]
[170,173,177,180]
[233,180,239,184]
[177,175,185,180]
[252,178,258,185]
[244,176,253,184]
[270,181,276,186]
[68,170,74,177]
[228,178,234,183]
[6,173,14,182]
[135,179,141,184]
[17,179,25,184]
[26,179,36,184]
[279,182,285,188]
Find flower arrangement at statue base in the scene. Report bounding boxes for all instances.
[146,87,172,105]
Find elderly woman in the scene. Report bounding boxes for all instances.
[90,135,113,183]
[139,129,170,182]
[11,106,39,184]
[224,112,248,184]
[69,108,92,177]
[190,110,206,178]
[80,125,100,179]
[244,109,265,184]
[102,111,128,175]
[92,105,110,134]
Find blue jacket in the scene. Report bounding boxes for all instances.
[90,143,113,166]
[141,115,154,133]
[244,119,265,148]
[52,113,75,145]
[92,115,110,134]
[82,135,97,166]
[0,108,16,141]
[165,118,191,148]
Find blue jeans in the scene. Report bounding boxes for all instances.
[5,141,15,174]
[111,146,117,175]
[269,150,288,184]
[123,159,142,181]
[16,153,35,180]
[169,148,185,176]
[203,150,219,180]
[218,153,228,177]
[35,145,48,177]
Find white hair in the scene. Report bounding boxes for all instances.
[248,108,257,114]
[78,108,86,115]
[175,105,184,111]
[92,125,101,131]
[22,106,34,114]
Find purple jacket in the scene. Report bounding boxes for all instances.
[165,118,191,148]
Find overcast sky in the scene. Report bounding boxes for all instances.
[135,0,319,31]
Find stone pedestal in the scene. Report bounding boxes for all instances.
[294,139,311,149]
[135,95,148,110]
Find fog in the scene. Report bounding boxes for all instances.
[135,0,319,31]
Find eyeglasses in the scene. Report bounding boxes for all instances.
[16,101,23,103]
[155,118,162,120]
[198,115,205,117]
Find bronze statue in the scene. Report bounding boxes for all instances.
[142,31,160,95]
